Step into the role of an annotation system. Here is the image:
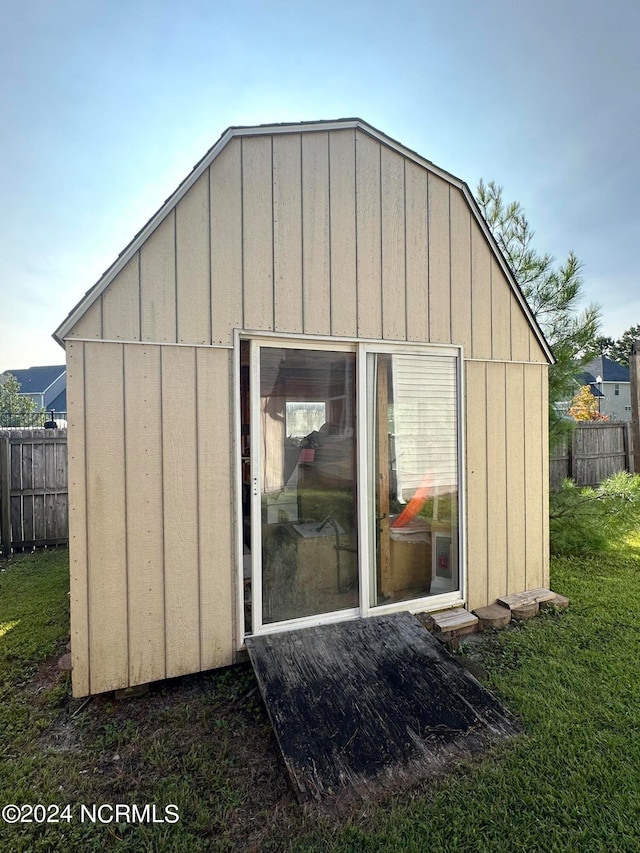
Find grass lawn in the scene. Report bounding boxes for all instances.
[1,544,640,852]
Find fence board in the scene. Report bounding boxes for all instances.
[0,429,68,551]
[550,422,634,488]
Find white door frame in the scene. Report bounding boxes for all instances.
[234,332,465,647]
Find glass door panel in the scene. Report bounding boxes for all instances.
[368,352,460,606]
[258,346,359,625]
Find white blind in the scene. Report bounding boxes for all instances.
[391,355,458,497]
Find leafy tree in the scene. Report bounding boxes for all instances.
[0,374,37,427]
[567,385,609,422]
[608,324,640,366]
[476,180,601,448]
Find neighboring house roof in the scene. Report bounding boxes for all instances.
[2,365,66,394]
[48,389,67,412]
[581,356,630,384]
[52,117,554,365]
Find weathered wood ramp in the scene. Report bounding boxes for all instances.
[245,613,519,802]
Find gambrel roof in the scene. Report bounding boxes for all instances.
[54,118,553,363]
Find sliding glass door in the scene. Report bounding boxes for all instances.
[366,350,460,609]
[245,338,462,636]
[251,343,359,629]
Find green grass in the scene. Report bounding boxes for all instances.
[2,544,640,851]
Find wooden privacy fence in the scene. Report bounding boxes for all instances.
[0,429,68,554]
[550,422,634,489]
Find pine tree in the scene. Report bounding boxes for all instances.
[608,325,640,366]
[476,180,601,447]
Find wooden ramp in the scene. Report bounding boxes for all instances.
[245,612,519,802]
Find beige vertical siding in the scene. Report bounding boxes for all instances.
[242,136,274,331]
[541,375,550,588]
[124,344,165,686]
[68,340,235,696]
[450,189,472,354]
[465,359,548,611]
[465,360,489,610]
[66,128,547,364]
[141,211,176,343]
[273,134,303,333]
[486,361,508,602]
[355,131,382,339]
[511,295,531,362]
[405,160,429,343]
[66,341,89,697]
[85,342,128,694]
[196,348,235,669]
[524,363,546,589]
[68,298,102,339]
[428,175,451,344]
[381,147,406,341]
[210,139,243,345]
[161,346,201,678]
[176,173,210,345]
[329,130,357,337]
[470,219,492,360]
[505,363,526,594]
[529,329,548,364]
[103,255,140,341]
[302,131,331,335]
[491,260,512,361]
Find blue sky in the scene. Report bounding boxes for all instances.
[2,0,639,370]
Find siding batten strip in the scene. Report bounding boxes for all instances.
[485,364,490,606]
[240,138,245,331]
[469,215,473,356]
[159,347,168,680]
[300,133,305,334]
[82,342,91,695]
[353,133,358,338]
[523,368,528,588]
[403,159,408,339]
[504,364,509,595]
[174,204,179,344]
[122,346,130,686]
[195,348,202,671]
[379,142,384,338]
[137,253,142,341]
[427,172,431,339]
[489,258,493,359]
[448,186,453,345]
[328,132,333,336]
[208,167,213,346]
[271,136,276,334]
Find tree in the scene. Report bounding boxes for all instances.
[476,180,601,447]
[567,385,609,422]
[593,335,616,359]
[0,374,37,427]
[608,325,640,366]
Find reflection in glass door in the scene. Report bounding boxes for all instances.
[367,352,459,607]
[254,345,359,626]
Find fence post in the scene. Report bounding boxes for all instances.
[0,436,10,556]
[624,422,632,473]
[630,341,640,476]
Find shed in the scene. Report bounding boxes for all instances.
[54,119,552,698]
